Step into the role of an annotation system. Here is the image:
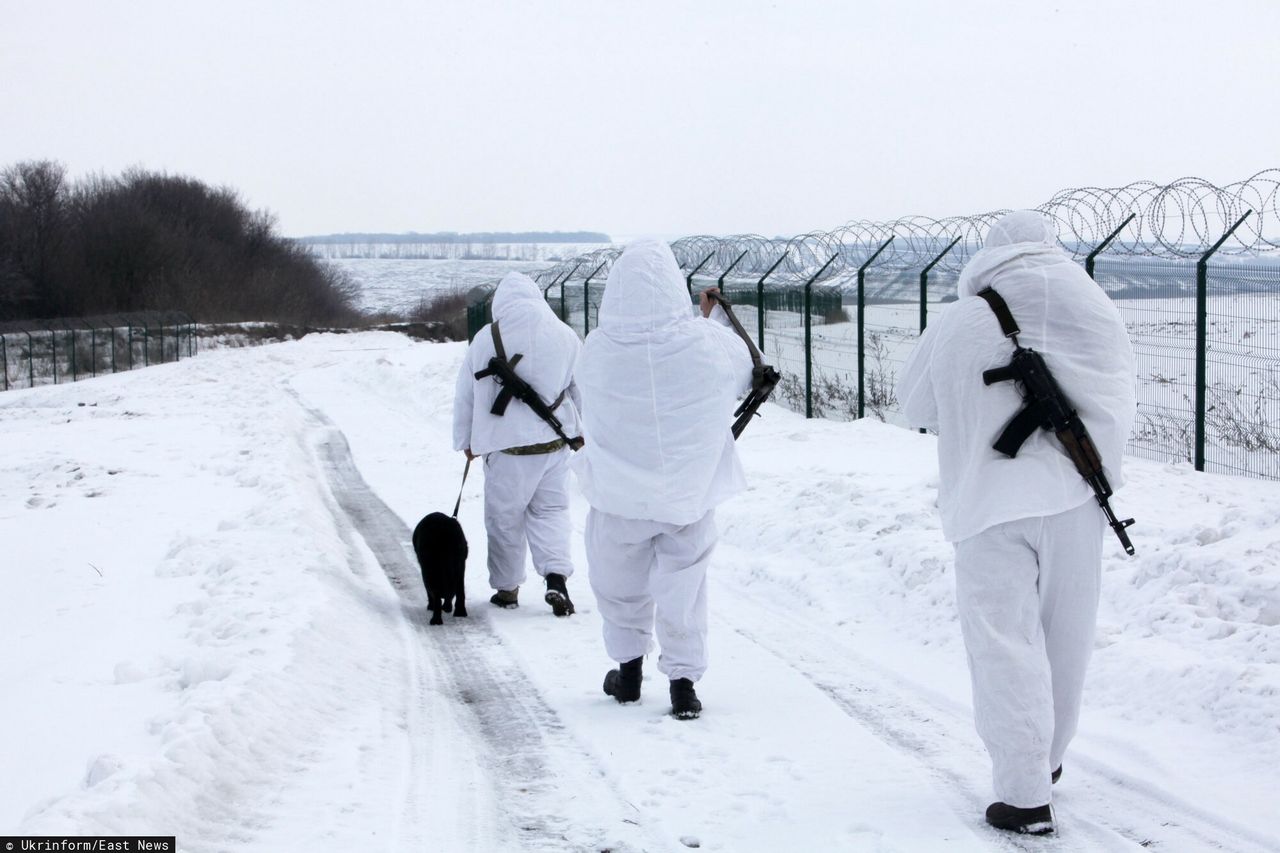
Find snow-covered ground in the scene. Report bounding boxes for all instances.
[2,332,1278,852]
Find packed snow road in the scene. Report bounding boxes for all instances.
[2,332,1278,852]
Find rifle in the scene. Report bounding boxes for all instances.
[977,288,1136,555]
[473,322,584,451]
[705,290,781,439]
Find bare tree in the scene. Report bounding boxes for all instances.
[0,160,68,317]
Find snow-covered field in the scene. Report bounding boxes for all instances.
[326,257,553,316]
[2,332,1278,852]
[321,245,612,316]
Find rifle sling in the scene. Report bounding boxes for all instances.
[976,287,1021,342]
[707,291,763,369]
[704,290,783,439]
[978,287,1036,457]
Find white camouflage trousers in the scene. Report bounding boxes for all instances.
[483,449,574,592]
[585,507,717,682]
[953,498,1104,808]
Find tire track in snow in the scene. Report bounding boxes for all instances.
[711,593,1059,853]
[715,573,1279,853]
[306,406,659,853]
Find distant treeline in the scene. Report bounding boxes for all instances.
[298,230,610,245]
[0,160,360,325]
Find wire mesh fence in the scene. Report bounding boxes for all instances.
[0,312,196,392]
[465,171,1280,480]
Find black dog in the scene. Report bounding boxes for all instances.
[411,512,468,625]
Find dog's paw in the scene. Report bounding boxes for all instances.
[429,611,444,626]
[454,606,468,618]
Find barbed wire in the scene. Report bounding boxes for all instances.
[533,170,1280,288]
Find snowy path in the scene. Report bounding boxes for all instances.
[716,571,1279,853]
[3,332,1278,851]
[301,396,661,851]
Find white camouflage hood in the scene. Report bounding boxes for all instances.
[492,270,556,325]
[597,239,696,335]
[957,211,1065,298]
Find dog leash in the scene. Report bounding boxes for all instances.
[452,457,472,518]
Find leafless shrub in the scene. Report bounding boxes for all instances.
[822,305,851,324]
[1205,370,1280,454]
[773,368,808,416]
[1133,405,1195,463]
[406,289,469,340]
[864,331,899,421]
[1131,371,1280,466]
[767,332,898,422]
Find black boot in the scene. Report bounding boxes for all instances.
[603,656,642,703]
[669,678,702,720]
[489,588,518,609]
[544,573,574,617]
[985,802,1055,835]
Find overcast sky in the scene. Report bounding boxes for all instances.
[2,0,1276,239]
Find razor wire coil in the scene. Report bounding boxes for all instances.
[533,170,1280,287]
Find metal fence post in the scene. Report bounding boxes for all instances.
[684,252,715,296]
[556,262,581,324]
[856,237,895,419]
[88,320,97,377]
[25,331,34,387]
[0,334,7,391]
[1084,213,1137,280]
[919,236,962,333]
[541,279,562,323]
[582,262,606,334]
[915,236,962,432]
[803,254,840,419]
[46,325,58,385]
[716,250,749,293]
[542,279,556,304]
[69,322,78,382]
[128,324,135,370]
[1195,209,1252,471]
[756,251,789,353]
